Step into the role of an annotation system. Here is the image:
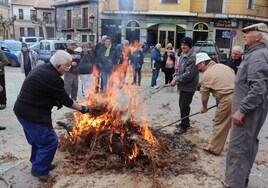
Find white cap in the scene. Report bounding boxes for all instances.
[196,52,211,65]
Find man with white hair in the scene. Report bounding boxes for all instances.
[224,23,268,188]
[196,52,235,156]
[225,45,244,74]
[13,50,93,182]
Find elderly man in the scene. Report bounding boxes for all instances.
[225,45,243,74]
[14,50,92,182]
[196,52,235,156]
[64,40,81,101]
[151,43,162,89]
[224,23,268,188]
[171,37,199,134]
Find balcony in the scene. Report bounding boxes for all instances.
[58,18,93,32]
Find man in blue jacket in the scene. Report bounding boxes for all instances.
[151,43,162,89]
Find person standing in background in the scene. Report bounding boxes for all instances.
[0,83,6,130]
[161,43,177,84]
[98,37,116,94]
[130,44,144,86]
[225,45,243,74]
[150,43,162,89]
[78,42,95,97]
[93,35,107,93]
[19,42,38,77]
[64,40,81,101]
[0,48,9,110]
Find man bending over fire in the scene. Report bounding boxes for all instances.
[13,50,93,182]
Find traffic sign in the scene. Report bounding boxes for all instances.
[230,29,237,37]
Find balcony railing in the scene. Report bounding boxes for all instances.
[58,18,93,30]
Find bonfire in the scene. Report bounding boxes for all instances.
[58,42,198,180]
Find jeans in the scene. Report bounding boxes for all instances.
[151,68,160,87]
[17,116,58,175]
[101,71,111,94]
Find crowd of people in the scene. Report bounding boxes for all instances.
[0,22,267,187]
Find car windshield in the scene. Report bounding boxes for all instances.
[194,44,217,53]
[54,43,67,50]
[5,42,21,51]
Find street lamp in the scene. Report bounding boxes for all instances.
[89,14,95,42]
[229,18,237,57]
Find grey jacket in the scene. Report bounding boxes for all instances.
[232,42,268,114]
[174,48,199,92]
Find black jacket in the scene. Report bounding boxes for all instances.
[78,50,95,74]
[13,63,73,128]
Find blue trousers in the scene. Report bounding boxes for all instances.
[151,68,160,87]
[17,116,58,175]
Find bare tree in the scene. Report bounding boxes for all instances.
[32,14,48,40]
[0,15,16,39]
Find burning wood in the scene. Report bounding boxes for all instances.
[58,52,198,179]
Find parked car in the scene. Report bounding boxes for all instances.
[38,39,67,63]
[28,42,40,55]
[0,40,21,67]
[194,41,227,64]
[19,37,43,46]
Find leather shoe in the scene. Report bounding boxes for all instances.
[31,170,50,182]
[0,126,6,130]
[0,104,6,109]
[174,127,187,135]
[203,147,220,156]
[49,164,56,171]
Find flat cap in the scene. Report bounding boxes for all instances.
[67,40,76,45]
[242,23,268,33]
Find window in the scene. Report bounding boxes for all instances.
[248,0,255,9]
[43,12,52,23]
[161,0,177,3]
[119,0,133,11]
[66,10,72,28]
[20,27,25,37]
[207,0,223,13]
[27,28,35,36]
[30,10,36,20]
[19,9,23,20]
[82,8,88,28]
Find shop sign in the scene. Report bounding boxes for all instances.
[214,19,237,28]
[146,16,186,24]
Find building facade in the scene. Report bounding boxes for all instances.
[0,0,13,39]
[98,0,268,53]
[53,0,98,44]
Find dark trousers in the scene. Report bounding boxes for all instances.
[179,90,195,129]
[133,67,142,85]
[0,74,6,105]
[17,116,58,175]
[163,69,175,84]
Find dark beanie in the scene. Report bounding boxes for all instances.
[180,37,193,48]
[21,42,27,48]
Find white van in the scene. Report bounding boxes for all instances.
[19,37,44,46]
[38,39,67,63]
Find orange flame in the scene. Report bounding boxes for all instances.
[69,40,158,160]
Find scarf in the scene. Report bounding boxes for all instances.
[104,45,111,57]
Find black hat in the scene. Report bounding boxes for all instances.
[21,42,27,48]
[180,37,193,48]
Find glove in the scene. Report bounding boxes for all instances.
[80,105,90,114]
